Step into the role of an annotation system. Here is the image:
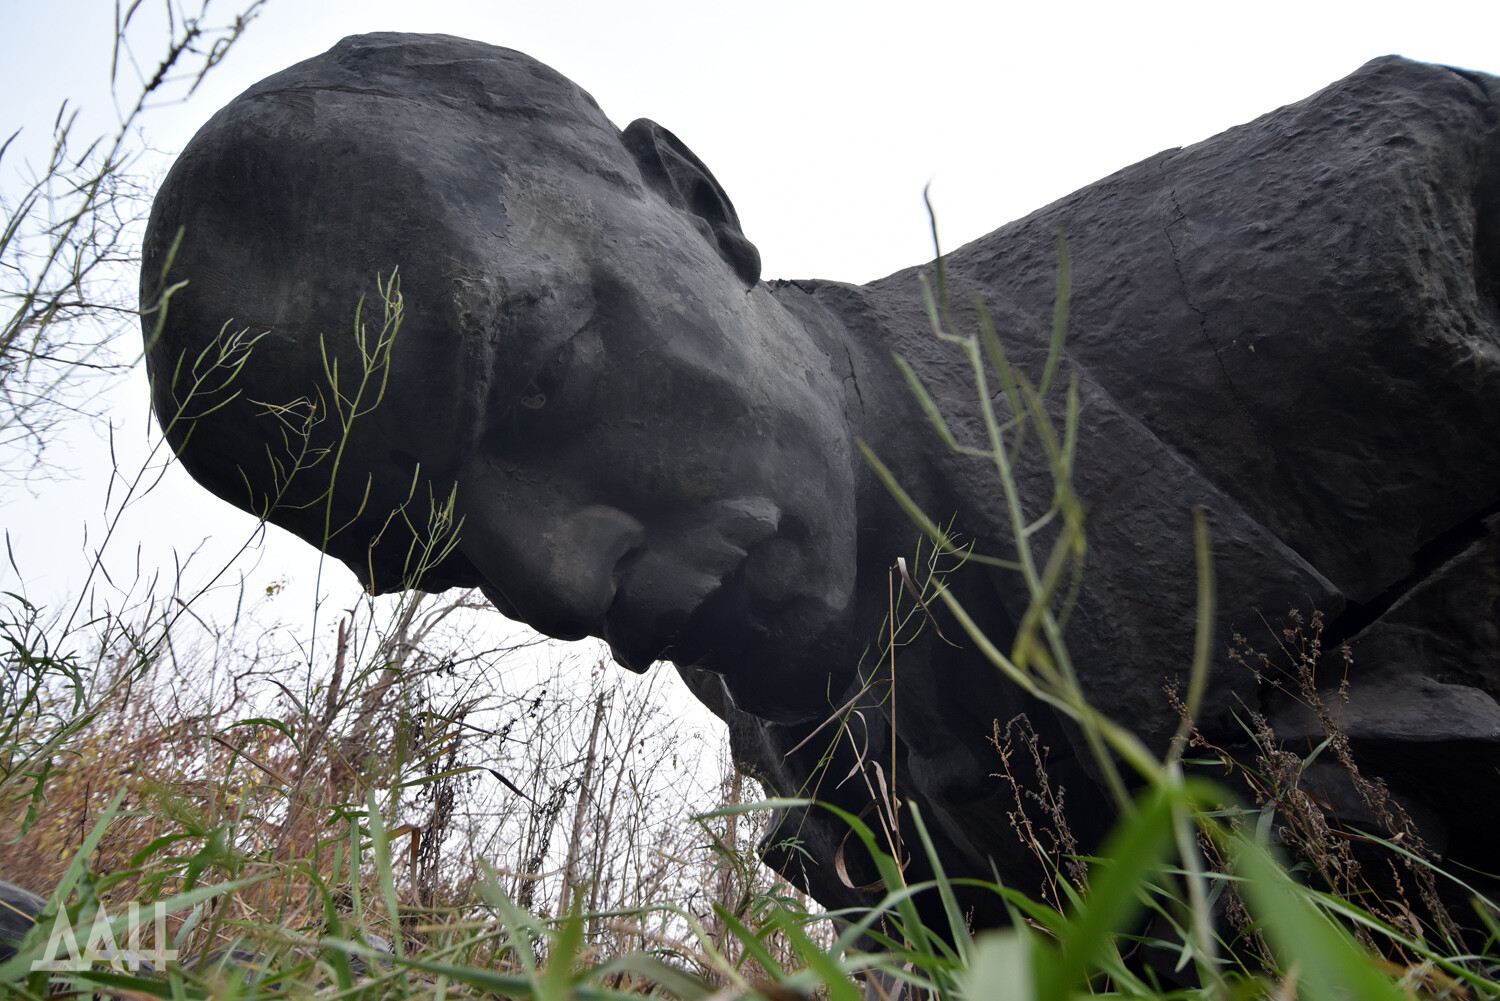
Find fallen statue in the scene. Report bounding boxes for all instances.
[142,33,1500,921]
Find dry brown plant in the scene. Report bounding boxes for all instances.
[0,582,825,983]
[1166,607,1469,969]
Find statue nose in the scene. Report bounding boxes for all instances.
[467,503,646,641]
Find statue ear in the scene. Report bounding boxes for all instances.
[622,118,761,288]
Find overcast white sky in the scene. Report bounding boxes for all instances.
[3,0,1500,674]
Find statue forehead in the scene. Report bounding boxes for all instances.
[231,32,641,186]
[246,33,601,119]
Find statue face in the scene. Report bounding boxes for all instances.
[143,32,866,723]
[454,160,862,722]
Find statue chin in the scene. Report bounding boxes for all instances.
[696,633,864,729]
[717,671,834,726]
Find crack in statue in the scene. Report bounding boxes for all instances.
[142,33,1500,922]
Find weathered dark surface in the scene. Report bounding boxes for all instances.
[143,34,1500,921]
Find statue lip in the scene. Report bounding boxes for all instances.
[602,557,760,674]
[602,584,714,674]
[602,496,784,671]
[612,536,809,677]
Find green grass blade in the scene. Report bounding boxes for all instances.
[1038,783,1178,998]
[1229,830,1408,1001]
[770,907,863,1001]
[959,928,1036,1001]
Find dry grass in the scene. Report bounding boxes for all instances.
[1166,608,1492,976]
[0,584,833,993]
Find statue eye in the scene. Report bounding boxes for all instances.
[501,324,603,444]
[515,345,567,416]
